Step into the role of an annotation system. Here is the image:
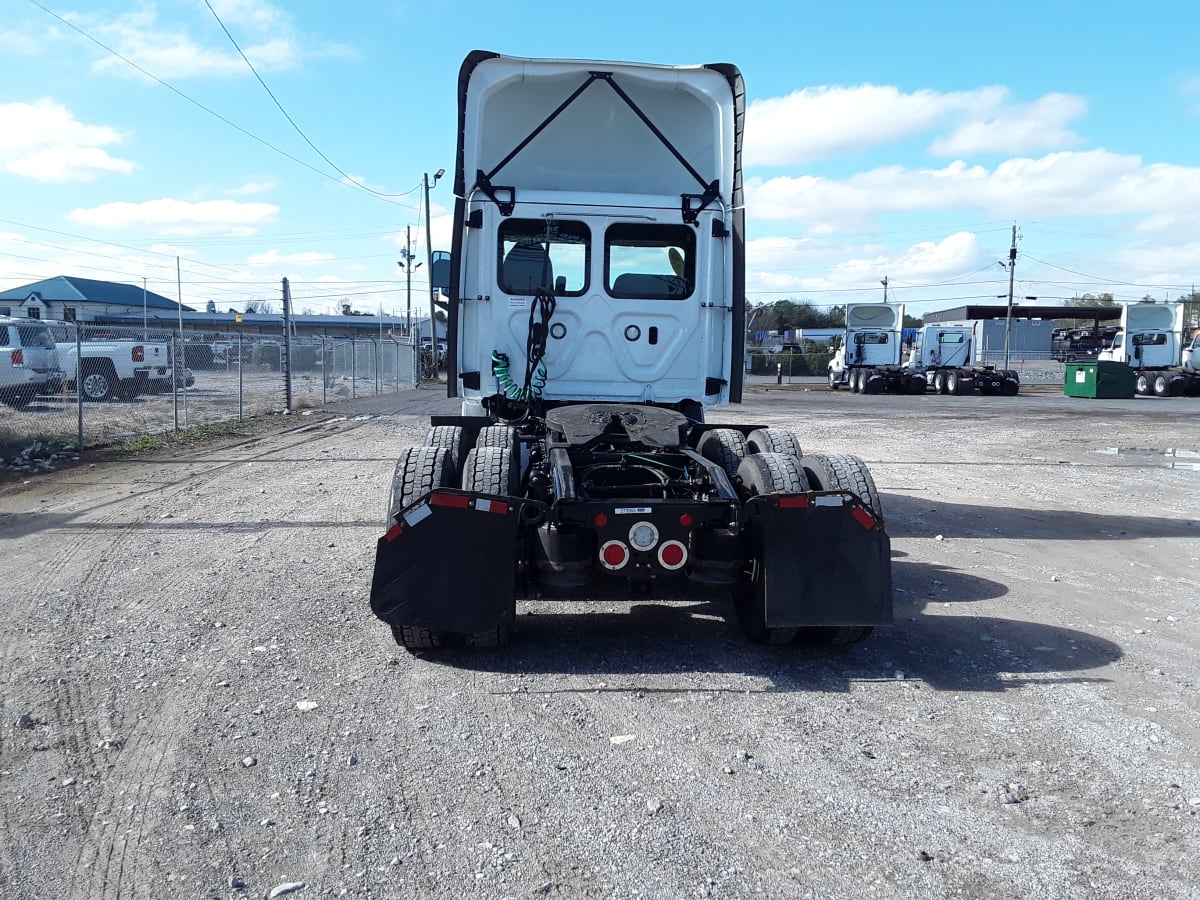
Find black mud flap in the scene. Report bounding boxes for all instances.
[746,492,892,627]
[371,490,536,634]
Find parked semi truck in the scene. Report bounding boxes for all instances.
[1098,301,1200,396]
[369,52,892,651]
[827,303,926,393]
[906,325,1020,395]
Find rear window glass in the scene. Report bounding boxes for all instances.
[937,332,965,344]
[17,326,54,349]
[855,332,889,345]
[498,218,589,296]
[605,224,695,300]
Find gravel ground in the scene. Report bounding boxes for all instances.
[1,383,1198,900]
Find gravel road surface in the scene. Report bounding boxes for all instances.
[2,384,1198,899]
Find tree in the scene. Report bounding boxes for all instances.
[1067,293,1116,307]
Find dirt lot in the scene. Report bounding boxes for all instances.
[1,384,1198,899]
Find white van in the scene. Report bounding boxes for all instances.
[0,316,63,409]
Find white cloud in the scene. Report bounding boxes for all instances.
[68,198,278,235]
[244,249,334,266]
[747,232,985,299]
[82,5,299,79]
[0,28,40,55]
[0,99,134,182]
[930,93,1085,156]
[745,84,1085,166]
[206,0,284,30]
[228,178,278,196]
[745,150,1200,234]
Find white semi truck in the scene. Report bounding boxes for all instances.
[1097,302,1200,396]
[906,325,1020,396]
[369,52,892,651]
[827,303,926,394]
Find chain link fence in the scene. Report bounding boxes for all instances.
[0,322,419,466]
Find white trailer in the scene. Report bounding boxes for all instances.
[1097,302,1199,396]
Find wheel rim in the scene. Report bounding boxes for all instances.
[82,373,109,399]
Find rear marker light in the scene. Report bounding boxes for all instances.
[430,492,469,509]
[11,349,23,367]
[384,524,403,542]
[778,495,809,508]
[594,513,608,527]
[132,345,145,363]
[679,513,693,527]
[599,540,630,570]
[852,507,877,530]
[658,540,687,571]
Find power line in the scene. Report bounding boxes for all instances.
[201,0,419,201]
[27,0,419,209]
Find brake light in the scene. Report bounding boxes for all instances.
[11,349,23,367]
[658,541,687,571]
[132,345,145,363]
[599,540,630,570]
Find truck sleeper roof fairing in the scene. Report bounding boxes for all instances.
[448,51,745,407]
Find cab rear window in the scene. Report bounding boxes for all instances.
[605,224,695,300]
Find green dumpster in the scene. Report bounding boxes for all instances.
[1064,361,1136,399]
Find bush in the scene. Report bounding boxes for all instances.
[748,350,833,377]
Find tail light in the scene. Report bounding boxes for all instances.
[11,349,23,367]
[132,345,145,362]
[599,540,630,570]
[657,541,688,571]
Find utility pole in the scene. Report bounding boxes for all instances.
[423,169,444,363]
[881,276,888,303]
[398,225,417,336]
[1003,224,1017,369]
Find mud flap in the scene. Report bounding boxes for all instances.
[370,490,534,634]
[747,493,892,627]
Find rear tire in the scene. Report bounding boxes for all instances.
[423,425,469,479]
[0,387,34,409]
[1135,373,1151,395]
[80,363,117,402]
[462,445,520,496]
[733,453,812,644]
[460,445,518,647]
[746,428,801,457]
[932,370,947,395]
[697,428,747,478]
[946,370,960,395]
[385,446,456,653]
[800,452,883,519]
[387,446,455,525]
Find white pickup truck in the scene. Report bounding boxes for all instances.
[46,322,172,401]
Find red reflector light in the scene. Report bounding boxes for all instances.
[132,345,145,363]
[851,506,877,530]
[599,540,629,570]
[475,498,508,515]
[384,524,403,542]
[658,540,687,571]
[678,513,693,527]
[430,492,469,509]
[778,495,810,508]
[11,349,23,367]
[594,513,608,527]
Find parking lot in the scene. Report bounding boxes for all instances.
[1,385,1198,899]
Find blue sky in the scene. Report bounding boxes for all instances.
[2,0,1198,319]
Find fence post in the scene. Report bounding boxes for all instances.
[237,331,244,421]
[351,339,357,399]
[321,336,328,407]
[74,322,83,451]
